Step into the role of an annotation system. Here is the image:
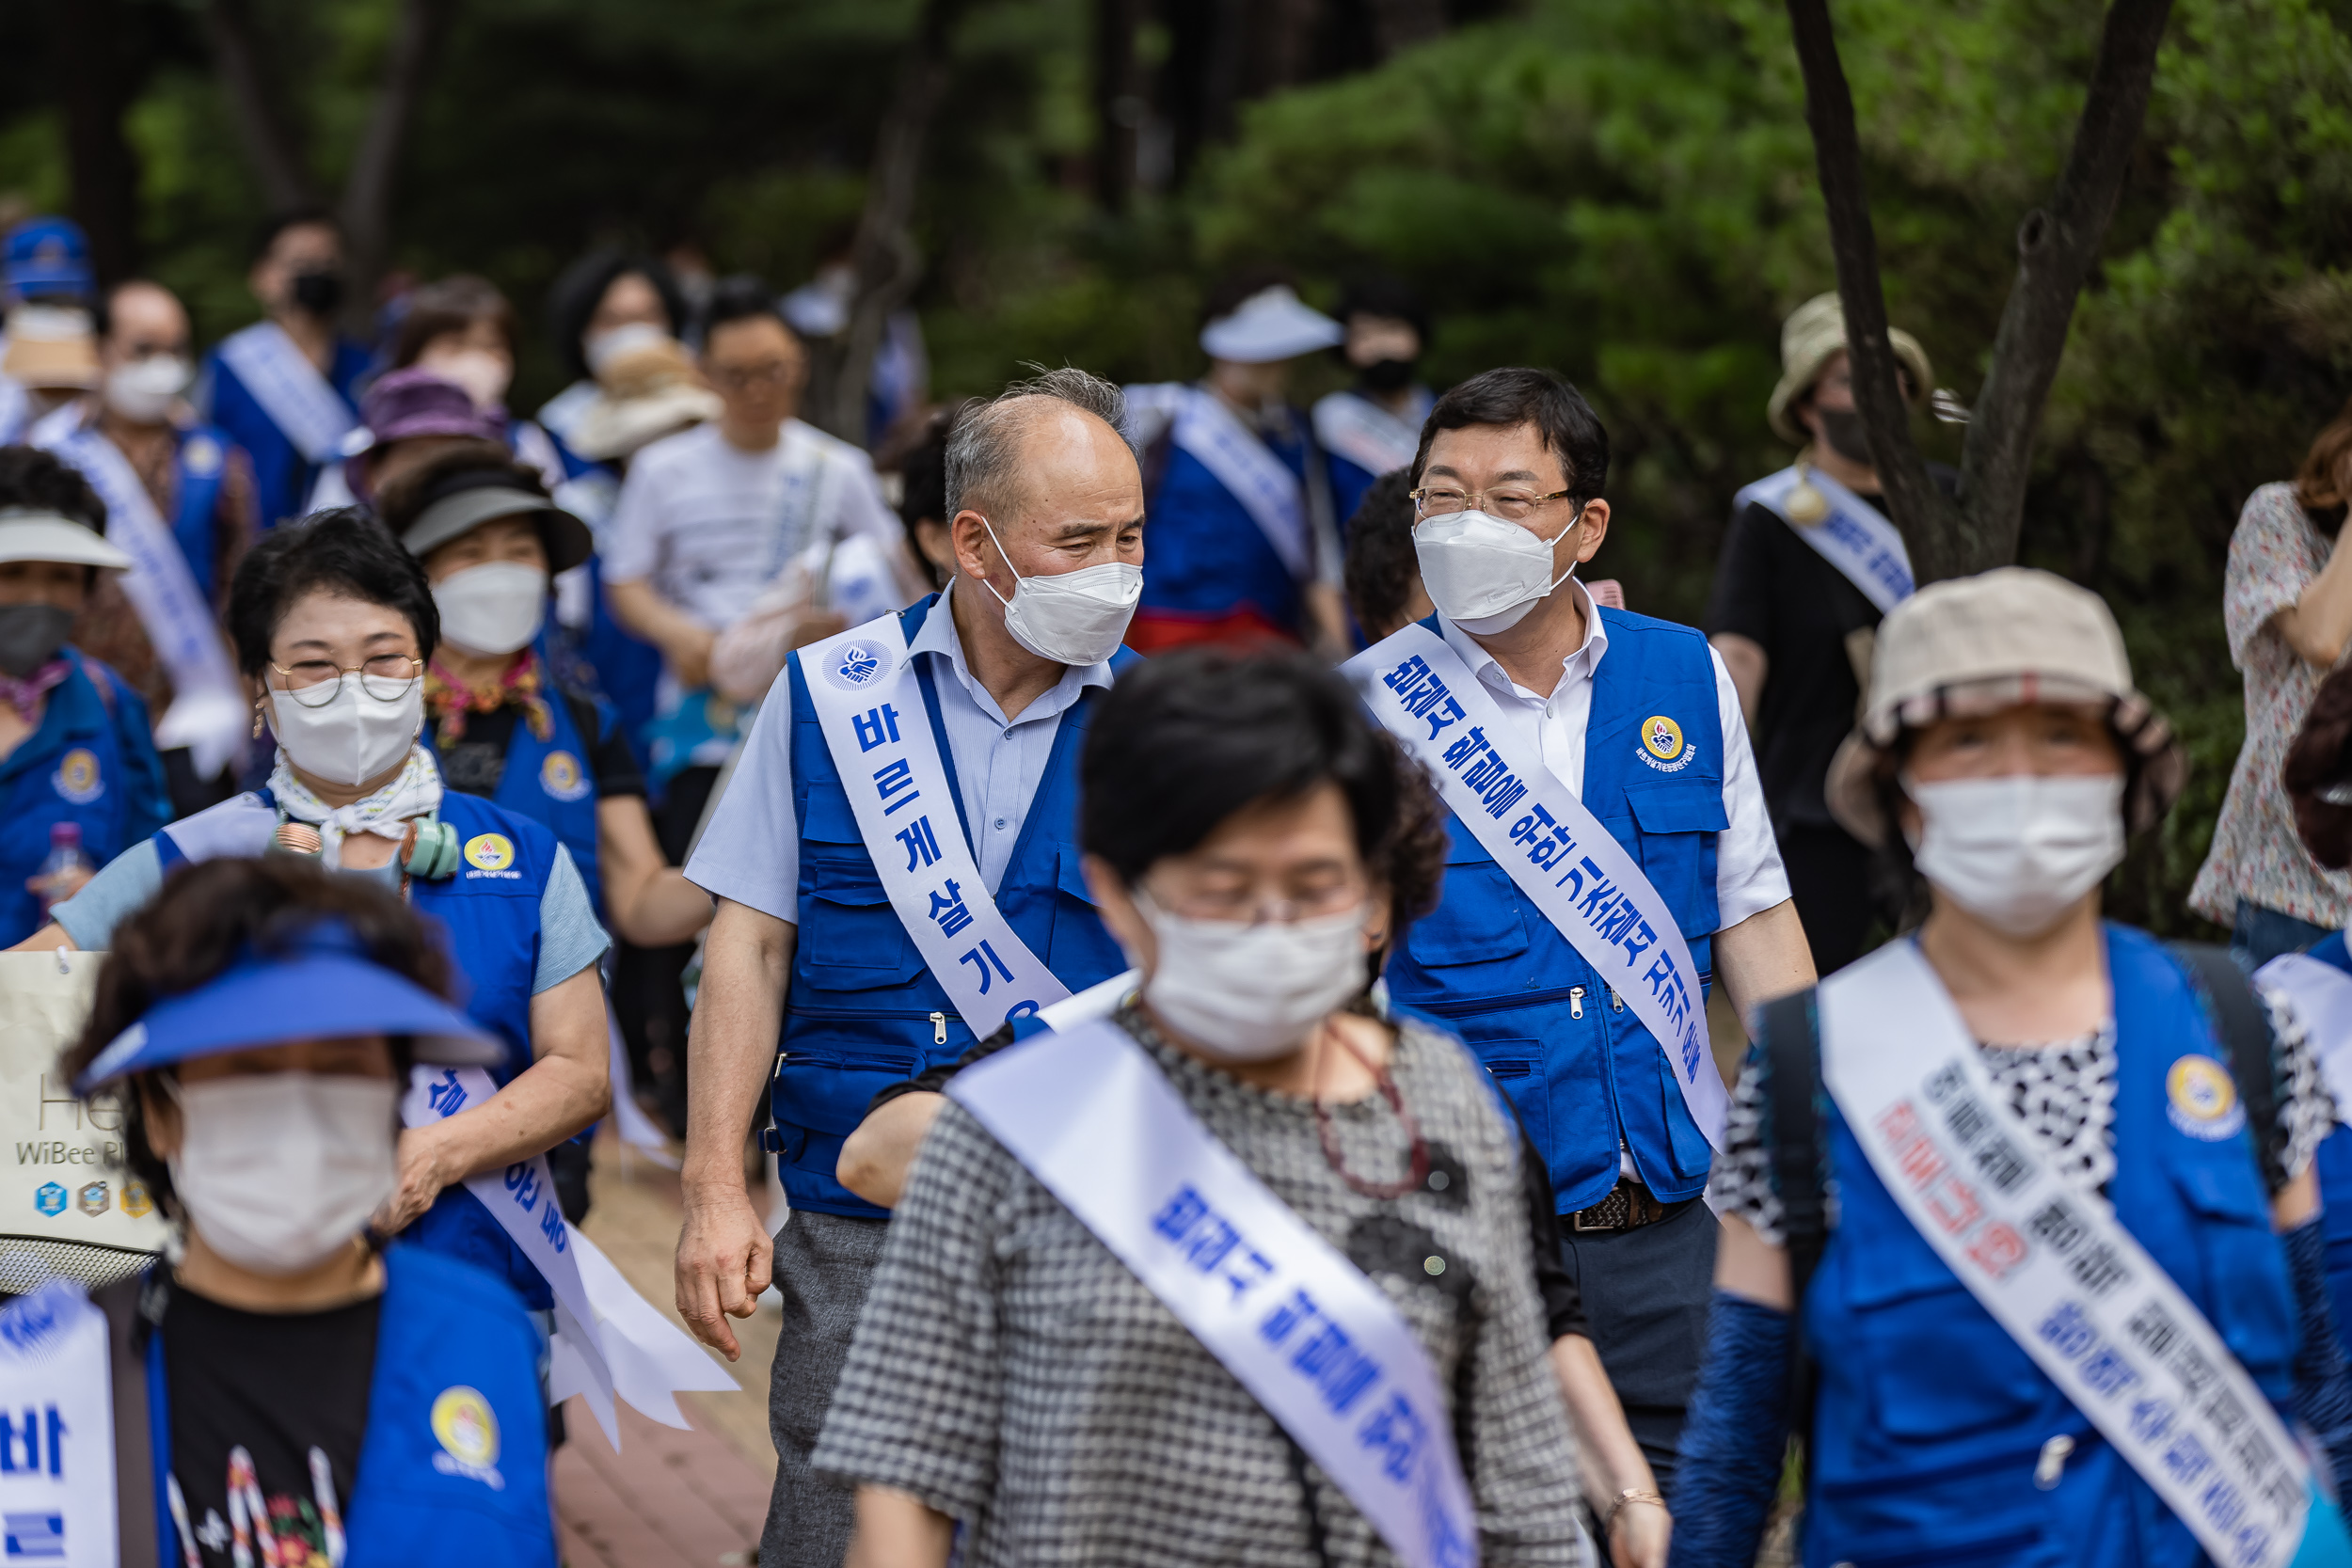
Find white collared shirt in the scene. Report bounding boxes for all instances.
[686,582,1119,916]
[1436,578,1790,931]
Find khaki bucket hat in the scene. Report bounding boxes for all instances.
[1823,566,2185,847]
[1767,292,1933,445]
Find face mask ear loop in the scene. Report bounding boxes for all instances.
[1538,502,1588,601]
[974,515,1027,612]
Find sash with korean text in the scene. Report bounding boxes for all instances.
[1821,940,2311,1568]
[950,1021,1487,1568]
[1734,464,1914,615]
[400,1067,737,1449]
[1312,389,1430,482]
[43,423,249,779]
[800,614,1073,1032]
[214,323,357,464]
[1130,383,1311,578]
[0,1280,116,1568]
[1344,624,1726,1148]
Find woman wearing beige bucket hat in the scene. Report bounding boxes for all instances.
[1669,567,2352,1568]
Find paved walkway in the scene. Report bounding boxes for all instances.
[556,1129,786,1566]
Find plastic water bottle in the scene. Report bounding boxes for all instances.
[35,822,94,918]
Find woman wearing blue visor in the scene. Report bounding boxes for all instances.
[27,856,553,1566]
[10,513,611,1318]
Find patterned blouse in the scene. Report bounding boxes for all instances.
[2189,481,2352,927]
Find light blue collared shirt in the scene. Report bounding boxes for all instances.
[686,583,1120,919]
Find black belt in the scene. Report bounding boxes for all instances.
[1568,1177,1677,1233]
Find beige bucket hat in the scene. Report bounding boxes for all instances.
[1823,566,2185,847]
[569,336,723,461]
[1767,292,1933,445]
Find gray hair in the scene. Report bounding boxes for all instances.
[944,364,1130,521]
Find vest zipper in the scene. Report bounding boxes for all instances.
[1569,988,1583,1019]
[930,1011,947,1045]
[1610,990,1624,1013]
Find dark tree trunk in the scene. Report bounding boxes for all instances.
[1368,0,1449,57]
[1093,0,1142,210]
[1783,0,2174,583]
[340,0,454,320]
[47,0,144,286]
[819,0,971,443]
[203,0,316,214]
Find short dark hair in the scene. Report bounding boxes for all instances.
[1343,469,1422,641]
[1080,651,1450,934]
[1334,275,1430,344]
[546,249,688,381]
[250,206,341,266]
[1409,367,1609,503]
[392,275,519,367]
[703,274,791,343]
[60,857,445,1219]
[0,443,106,531]
[228,510,439,676]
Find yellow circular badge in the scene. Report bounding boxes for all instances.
[52,747,103,804]
[431,1386,500,1467]
[2167,1053,2244,1141]
[539,750,590,803]
[463,832,515,872]
[1641,716,1685,762]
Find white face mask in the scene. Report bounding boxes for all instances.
[1412,508,1583,635]
[103,353,192,423]
[1136,895,1370,1061]
[1905,773,2126,939]
[168,1074,398,1275]
[418,346,513,411]
[977,515,1142,667]
[270,673,424,788]
[433,561,548,656]
[584,321,668,378]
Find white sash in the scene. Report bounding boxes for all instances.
[1820,941,2310,1568]
[949,1021,1486,1568]
[0,1279,116,1568]
[2254,954,2352,1122]
[1734,464,1914,614]
[1154,385,1311,578]
[1343,624,1726,1148]
[215,323,357,464]
[799,613,1072,1032]
[400,1067,737,1449]
[1312,389,1427,481]
[42,423,250,779]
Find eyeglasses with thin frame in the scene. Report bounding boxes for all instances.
[705,361,797,390]
[1142,876,1368,927]
[1409,485,1581,523]
[269,655,423,707]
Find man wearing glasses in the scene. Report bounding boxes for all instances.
[1344,367,1814,1496]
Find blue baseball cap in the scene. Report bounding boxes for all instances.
[3,218,93,304]
[74,922,502,1093]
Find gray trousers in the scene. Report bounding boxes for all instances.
[760,1209,890,1568]
[1557,1194,1721,1496]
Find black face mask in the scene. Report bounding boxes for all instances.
[0,603,76,678]
[290,269,345,319]
[1817,404,1873,466]
[1357,356,1418,395]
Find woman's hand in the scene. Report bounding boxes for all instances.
[1608,1495,1670,1568]
[375,1123,458,1234]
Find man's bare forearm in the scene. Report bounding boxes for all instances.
[684,898,796,1197]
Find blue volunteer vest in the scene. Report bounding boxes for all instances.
[145,1244,555,1568]
[773,595,1136,1218]
[1801,925,2297,1568]
[197,334,369,528]
[2297,932,2352,1362]
[1383,608,1725,1213]
[427,667,608,923]
[1138,430,1313,640]
[0,650,169,947]
[157,789,559,1307]
[168,424,234,604]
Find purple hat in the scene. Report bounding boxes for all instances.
[357,367,504,447]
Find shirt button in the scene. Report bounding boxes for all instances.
[993,817,1008,830]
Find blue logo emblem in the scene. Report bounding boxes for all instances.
[33,1183,65,1218]
[826,642,884,690]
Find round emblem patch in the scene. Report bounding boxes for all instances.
[431,1386,500,1468]
[823,641,885,690]
[1641,716,1685,762]
[182,434,223,478]
[2167,1053,2246,1141]
[539,750,591,802]
[463,832,515,872]
[52,747,103,804]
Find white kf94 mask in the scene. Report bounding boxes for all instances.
[168,1073,400,1275]
[1904,772,2126,939]
[1136,895,1371,1061]
[977,515,1143,667]
[270,673,424,788]
[433,561,549,657]
[1411,507,1584,635]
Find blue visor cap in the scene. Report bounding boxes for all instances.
[74,923,501,1093]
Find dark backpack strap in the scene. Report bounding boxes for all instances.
[1759,987,1828,1444]
[2169,942,2285,1190]
[97,1271,159,1565]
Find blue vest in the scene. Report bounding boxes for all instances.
[157,789,559,1307]
[1138,430,1312,639]
[1382,609,1725,1212]
[145,1245,555,1568]
[167,424,235,604]
[1800,926,2298,1568]
[0,651,169,946]
[772,596,1136,1218]
[2298,932,2352,1363]
[198,335,369,528]
[428,670,608,922]
[583,557,663,779]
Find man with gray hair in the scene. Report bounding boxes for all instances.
[674,365,1147,1568]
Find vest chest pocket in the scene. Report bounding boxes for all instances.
[798,786,929,990]
[2169,1158,2296,1391]
[1403,850,1531,972]
[1623,781,1726,936]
